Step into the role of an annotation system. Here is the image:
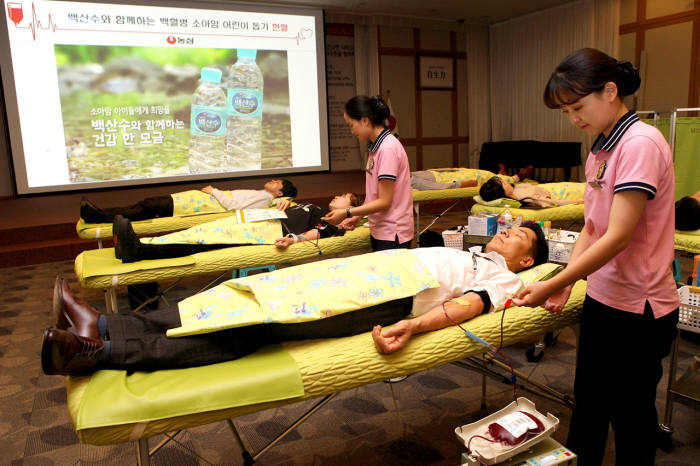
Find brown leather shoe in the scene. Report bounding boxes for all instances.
[53,277,101,340]
[41,327,104,376]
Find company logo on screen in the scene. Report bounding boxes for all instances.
[194,112,223,133]
[232,92,259,114]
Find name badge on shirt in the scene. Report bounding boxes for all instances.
[596,160,607,180]
[365,155,374,174]
[588,160,606,189]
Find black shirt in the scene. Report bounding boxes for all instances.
[281,204,344,239]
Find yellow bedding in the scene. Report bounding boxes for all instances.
[76,212,238,240]
[675,230,700,254]
[470,182,585,222]
[76,198,292,240]
[412,186,480,202]
[471,203,585,222]
[67,279,586,445]
[74,227,372,288]
[428,168,518,185]
[171,249,439,336]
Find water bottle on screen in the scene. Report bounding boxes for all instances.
[226,49,263,170]
[189,67,227,174]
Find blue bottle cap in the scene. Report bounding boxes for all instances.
[237,49,257,60]
[200,67,222,83]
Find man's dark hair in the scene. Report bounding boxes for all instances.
[480,177,507,202]
[521,221,549,268]
[675,196,700,231]
[280,179,297,198]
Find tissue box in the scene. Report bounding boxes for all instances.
[468,213,498,236]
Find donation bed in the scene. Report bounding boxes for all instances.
[411,168,505,237]
[76,212,238,241]
[76,196,293,242]
[413,186,480,237]
[74,226,372,311]
[470,182,585,224]
[675,230,700,255]
[64,260,586,464]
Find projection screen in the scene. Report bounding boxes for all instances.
[0,0,328,194]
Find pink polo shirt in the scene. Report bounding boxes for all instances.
[365,129,414,243]
[584,114,679,318]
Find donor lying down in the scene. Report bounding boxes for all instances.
[42,224,548,376]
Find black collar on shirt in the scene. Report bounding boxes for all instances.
[367,128,391,153]
[590,109,639,154]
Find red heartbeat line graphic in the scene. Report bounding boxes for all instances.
[7,1,314,45]
[9,2,59,40]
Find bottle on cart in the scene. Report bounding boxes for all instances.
[497,206,514,233]
[225,49,263,170]
[188,67,227,174]
[503,206,513,226]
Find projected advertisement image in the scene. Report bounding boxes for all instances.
[58,46,291,182]
[1,1,327,194]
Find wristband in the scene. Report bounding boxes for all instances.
[346,207,352,218]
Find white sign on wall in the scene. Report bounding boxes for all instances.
[325,23,361,171]
[419,56,454,90]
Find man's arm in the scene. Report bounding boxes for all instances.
[372,292,486,354]
[274,229,321,249]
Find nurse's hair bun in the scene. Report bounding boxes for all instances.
[615,60,641,96]
[369,95,391,120]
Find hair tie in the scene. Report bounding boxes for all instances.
[371,95,386,109]
[614,60,641,95]
[616,60,636,76]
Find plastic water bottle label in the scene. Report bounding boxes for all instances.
[227,88,263,118]
[190,105,226,136]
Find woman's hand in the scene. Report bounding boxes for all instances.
[322,209,347,226]
[274,236,295,249]
[338,216,360,230]
[276,199,291,211]
[201,185,214,194]
[511,281,559,310]
[539,284,574,314]
[372,321,414,354]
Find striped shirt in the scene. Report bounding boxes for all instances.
[584,112,678,317]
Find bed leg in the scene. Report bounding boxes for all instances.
[136,438,150,466]
[227,394,336,463]
[104,286,118,314]
[227,419,255,465]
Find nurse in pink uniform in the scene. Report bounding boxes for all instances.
[323,95,414,251]
[512,49,679,465]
